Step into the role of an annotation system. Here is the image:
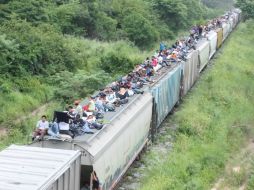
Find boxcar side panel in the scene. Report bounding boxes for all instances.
[198,40,210,72]
[92,94,153,190]
[222,23,228,41]
[182,50,199,96]
[151,65,181,127]
[216,28,223,49]
[207,31,218,59]
[229,18,234,32]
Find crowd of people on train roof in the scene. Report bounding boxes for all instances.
[32,11,234,141]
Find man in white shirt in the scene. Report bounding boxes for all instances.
[32,115,49,141]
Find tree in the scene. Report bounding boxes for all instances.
[0,0,52,25]
[122,12,159,48]
[50,70,111,102]
[0,19,82,76]
[236,0,254,20]
[152,0,188,31]
[0,34,20,76]
[202,0,234,10]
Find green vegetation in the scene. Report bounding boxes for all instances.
[139,20,254,190]
[202,139,254,190]
[203,0,234,10]
[0,102,62,150]
[236,0,254,20]
[0,0,226,128]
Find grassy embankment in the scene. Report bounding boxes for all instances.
[140,20,254,190]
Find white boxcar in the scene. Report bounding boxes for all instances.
[0,145,81,190]
[181,50,199,96]
[233,12,238,28]
[222,22,230,41]
[91,93,153,189]
[32,93,153,190]
[207,30,218,59]
[229,17,234,32]
[197,39,210,72]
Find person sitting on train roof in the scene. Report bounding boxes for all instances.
[129,81,144,95]
[86,115,103,130]
[151,56,158,67]
[70,114,94,136]
[32,115,49,141]
[143,57,150,65]
[144,64,153,77]
[116,87,129,100]
[74,100,83,116]
[67,106,76,120]
[87,96,96,112]
[47,122,60,138]
[99,92,115,112]
[105,88,116,101]
[95,95,106,113]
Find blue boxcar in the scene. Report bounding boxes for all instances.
[150,65,182,127]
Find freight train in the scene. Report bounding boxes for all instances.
[0,9,242,190]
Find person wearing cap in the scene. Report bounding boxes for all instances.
[74,100,83,116]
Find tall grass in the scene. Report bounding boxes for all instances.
[0,77,53,125]
[140,20,254,190]
[0,101,62,150]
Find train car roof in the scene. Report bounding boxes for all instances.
[0,145,80,190]
[207,30,217,39]
[196,38,210,50]
[80,93,153,160]
[73,64,182,143]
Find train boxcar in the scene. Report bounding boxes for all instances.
[234,9,242,22]
[31,93,153,190]
[197,39,210,72]
[181,50,199,96]
[0,145,81,190]
[222,22,231,41]
[226,22,231,37]
[150,65,182,127]
[216,28,223,49]
[229,17,234,32]
[207,30,218,59]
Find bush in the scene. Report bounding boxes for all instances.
[0,19,83,76]
[50,70,112,103]
[122,12,159,48]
